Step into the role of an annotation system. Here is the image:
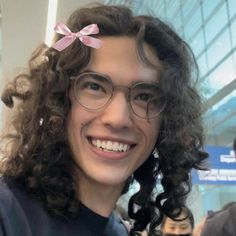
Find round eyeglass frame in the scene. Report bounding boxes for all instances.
[71,72,166,119]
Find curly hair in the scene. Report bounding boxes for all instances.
[0,4,208,236]
[161,206,195,229]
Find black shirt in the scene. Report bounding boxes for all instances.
[0,180,128,236]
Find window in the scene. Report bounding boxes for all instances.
[207,28,231,70]
[208,56,235,95]
[205,3,228,45]
[191,29,205,57]
[202,0,222,20]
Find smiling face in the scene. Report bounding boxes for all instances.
[67,36,163,191]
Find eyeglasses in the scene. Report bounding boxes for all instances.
[71,72,166,119]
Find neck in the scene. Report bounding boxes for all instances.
[74,169,125,217]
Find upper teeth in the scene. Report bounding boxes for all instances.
[91,139,131,152]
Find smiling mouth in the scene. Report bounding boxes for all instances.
[89,137,135,152]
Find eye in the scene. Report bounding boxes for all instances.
[74,72,114,110]
[82,81,105,93]
[76,74,110,95]
[131,83,160,104]
[180,226,188,230]
[134,92,154,102]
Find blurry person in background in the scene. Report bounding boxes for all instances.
[193,136,236,236]
[161,207,194,236]
[199,202,236,236]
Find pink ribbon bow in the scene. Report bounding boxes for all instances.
[52,23,102,51]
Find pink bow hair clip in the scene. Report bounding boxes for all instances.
[52,23,103,51]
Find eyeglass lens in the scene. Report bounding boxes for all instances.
[73,72,166,118]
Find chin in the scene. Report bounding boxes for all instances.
[91,172,128,188]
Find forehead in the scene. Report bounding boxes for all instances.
[86,36,163,83]
[164,213,191,227]
[165,217,190,225]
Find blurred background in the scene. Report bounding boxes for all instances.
[0,0,236,224]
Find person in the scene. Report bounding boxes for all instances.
[196,202,236,236]
[192,215,207,236]
[0,4,208,236]
[193,137,236,236]
[160,207,194,236]
[115,204,132,233]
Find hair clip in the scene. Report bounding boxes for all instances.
[52,23,103,51]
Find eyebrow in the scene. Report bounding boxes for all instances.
[81,69,99,74]
[81,69,159,86]
[179,223,189,227]
[168,222,189,226]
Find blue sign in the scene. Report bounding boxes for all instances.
[191,146,236,185]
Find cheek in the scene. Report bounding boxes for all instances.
[67,102,99,143]
[143,118,161,146]
[67,104,87,145]
[67,107,89,164]
[135,119,160,167]
[67,111,78,147]
[69,92,91,124]
[68,106,82,132]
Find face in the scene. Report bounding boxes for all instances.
[162,212,193,236]
[67,36,162,190]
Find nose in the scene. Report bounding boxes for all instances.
[173,228,181,235]
[100,92,133,129]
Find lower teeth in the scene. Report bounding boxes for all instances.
[99,147,122,152]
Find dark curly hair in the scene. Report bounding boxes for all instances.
[0,4,208,236]
[161,206,195,229]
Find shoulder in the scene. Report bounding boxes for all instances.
[0,179,16,214]
[201,202,236,236]
[0,179,29,234]
[0,179,40,235]
[104,212,129,236]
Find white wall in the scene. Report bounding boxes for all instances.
[1,0,48,80]
[0,0,104,128]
